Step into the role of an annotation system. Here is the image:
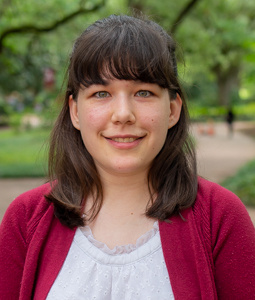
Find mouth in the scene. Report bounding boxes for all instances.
[104,135,145,143]
[110,137,141,143]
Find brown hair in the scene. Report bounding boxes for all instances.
[46,14,197,228]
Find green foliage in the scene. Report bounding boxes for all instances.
[189,102,255,122]
[0,0,126,98]
[133,0,255,106]
[0,128,49,178]
[178,0,255,106]
[0,98,10,126]
[222,159,255,207]
[0,0,255,112]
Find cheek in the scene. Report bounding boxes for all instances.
[142,106,170,131]
[144,107,170,152]
[78,106,107,129]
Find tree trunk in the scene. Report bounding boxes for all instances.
[214,65,240,106]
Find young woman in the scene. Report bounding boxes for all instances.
[0,14,254,300]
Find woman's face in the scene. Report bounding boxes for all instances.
[69,79,182,177]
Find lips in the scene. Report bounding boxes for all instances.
[111,137,140,143]
[104,135,145,146]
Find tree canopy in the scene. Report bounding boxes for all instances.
[0,0,254,111]
[133,0,255,106]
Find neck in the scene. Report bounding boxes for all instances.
[85,170,156,248]
[101,169,151,207]
[85,168,153,219]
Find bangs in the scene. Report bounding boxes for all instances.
[69,16,178,96]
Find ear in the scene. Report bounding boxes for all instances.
[168,93,182,129]
[69,95,80,130]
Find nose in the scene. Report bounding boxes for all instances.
[111,95,135,125]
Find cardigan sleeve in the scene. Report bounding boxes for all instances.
[0,183,52,299]
[0,196,29,299]
[207,182,255,299]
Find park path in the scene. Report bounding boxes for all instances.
[0,121,255,223]
[192,121,255,224]
[192,121,255,184]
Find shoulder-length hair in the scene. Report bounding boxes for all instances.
[46,14,197,228]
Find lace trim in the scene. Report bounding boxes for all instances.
[80,221,159,255]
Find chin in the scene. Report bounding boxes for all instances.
[109,162,149,176]
[96,157,151,176]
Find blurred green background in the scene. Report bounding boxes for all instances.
[0,0,255,206]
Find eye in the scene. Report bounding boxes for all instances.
[136,90,152,97]
[94,91,110,98]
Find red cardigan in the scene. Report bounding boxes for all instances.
[0,178,254,299]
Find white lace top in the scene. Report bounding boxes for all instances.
[47,222,174,299]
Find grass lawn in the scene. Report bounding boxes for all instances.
[0,128,50,178]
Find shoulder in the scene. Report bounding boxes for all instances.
[1,182,54,242]
[194,176,252,226]
[195,176,248,215]
[4,182,52,219]
[194,177,254,249]
[195,180,255,298]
